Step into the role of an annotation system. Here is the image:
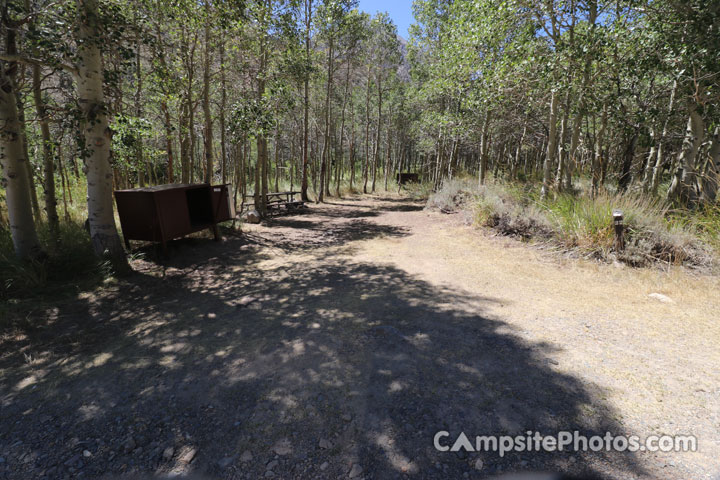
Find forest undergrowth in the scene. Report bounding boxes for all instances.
[424,177,720,270]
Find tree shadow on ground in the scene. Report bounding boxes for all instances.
[320,197,426,215]
[0,200,646,480]
[299,205,381,219]
[248,217,409,253]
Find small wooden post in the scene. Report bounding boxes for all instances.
[613,210,625,251]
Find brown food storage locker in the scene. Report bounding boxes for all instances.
[114,183,235,252]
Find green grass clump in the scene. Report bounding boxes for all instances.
[673,204,720,253]
[540,192,712,265]
[544,193,615,250]
[1,218,104,304]
[543,193,657,256]
[403,181,434,201]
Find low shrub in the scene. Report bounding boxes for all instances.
[403,181,435,201]
[474,183,553,239]
[1,219,103,302]
[425,178,476,212]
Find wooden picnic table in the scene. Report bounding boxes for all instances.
[243,191,305,213]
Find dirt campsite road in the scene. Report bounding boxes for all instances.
[1,195,719,480]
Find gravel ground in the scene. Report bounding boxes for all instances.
[1,195,718,480]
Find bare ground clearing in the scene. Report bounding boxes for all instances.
[1,195,718,480]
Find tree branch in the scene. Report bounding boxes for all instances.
[0,54,78,77]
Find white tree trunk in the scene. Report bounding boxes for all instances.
[555,95,569,191]
[702,127,720,203]
[33,64,60,249]
[667,107,704,206]
[76,0,128,270]
[0,65,41,260]
[542,90,559,199]
[566,108,583,191]
[202,3,213,184]
[477,114,491,186]
[650,79,678,195]
[300,0,312,201]
[591,103,607,197]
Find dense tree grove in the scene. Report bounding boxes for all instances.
[0,0,718,265]
[409,0,720,202]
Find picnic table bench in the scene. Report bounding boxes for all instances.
[243,191,305,214]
